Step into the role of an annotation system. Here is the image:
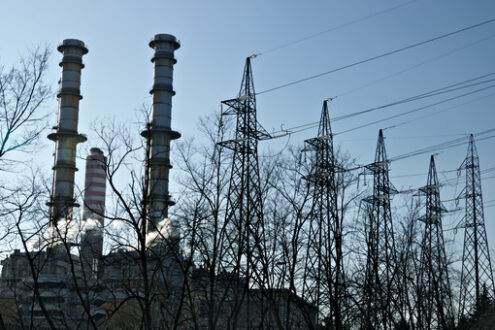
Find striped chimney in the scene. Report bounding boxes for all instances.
[47,39,87,225]
[81,148,106,224]
[81,148,106,276]
[141,34,180,235]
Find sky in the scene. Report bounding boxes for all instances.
[1,1,495,268]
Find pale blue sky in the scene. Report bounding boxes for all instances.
[1,0,495,265]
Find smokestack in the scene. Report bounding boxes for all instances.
[47,39,88,225]
[82,148,106,223]
[141,34,180,237]
[80,148,106,276]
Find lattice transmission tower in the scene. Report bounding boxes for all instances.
[218,57,271,325]
[416,155,454,330]
[361,129,403,329]
[457,134,495,320]
[302,100,344,329]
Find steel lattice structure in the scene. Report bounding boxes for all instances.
[361,129,403,329]
[416,155,454,330]
[458,134,495,320]
[302,100,344,329]
[218,57,271,325]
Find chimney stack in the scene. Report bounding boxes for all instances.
[81,148,106,223]
[47,39,87,225]
[80,148,106,276]
[141,34,180,236]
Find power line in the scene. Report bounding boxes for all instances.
[392,166,495,180]
[261,35,495,140]
[385,91,495,131]
[269,79,495,138]
[255,0,417,56]
[268,73,495,136]
[390,129,495,162]
[334,75,495,121]
[442,173,495,187]
[335,33,495,98]
[256,17,495,95]
[335,83,495,136]
[339,131,495,175]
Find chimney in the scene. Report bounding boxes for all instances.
[80,148,106,276]
[141,34,180,236]
[47,39,88,225]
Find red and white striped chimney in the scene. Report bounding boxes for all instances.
[80,147,106,276]
[81,148,106,224]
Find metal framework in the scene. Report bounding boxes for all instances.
[302,100,344,329]
[458,134,495,320]
[218,57,271,325]
[416,155,454,330]
[361,129,402,329]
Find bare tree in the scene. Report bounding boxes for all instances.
[0,169,59,329]
[173,113,238,329]
[0,47,50,164]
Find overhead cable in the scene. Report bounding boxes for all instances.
[256,17,495,95]
[386,91,495,130]
[335,83,495,135]
[269,77,495,137]
[390,129,495,162]
[333,74,495,121]
[335,34,495,98]
[255,0,417,56]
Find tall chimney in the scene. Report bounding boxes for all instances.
[47,39,88,225]
[141,34,180,236]
[80,148,106,276]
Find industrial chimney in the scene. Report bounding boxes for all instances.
[47,39,87,225]
[141,34,180,239]
[80,148,106,276]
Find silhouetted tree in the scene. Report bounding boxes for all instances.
[0,47,50,165]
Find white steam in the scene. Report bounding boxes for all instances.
[28,218,103,251]
[81,218,103,234]
[145,217,177,247]
[29,219,78,250]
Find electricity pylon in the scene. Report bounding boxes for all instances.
[416,155,454,330]
[218,57,271,326]
[361,129,402,329]
[458,134,495,320]
[302,100,344,329]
